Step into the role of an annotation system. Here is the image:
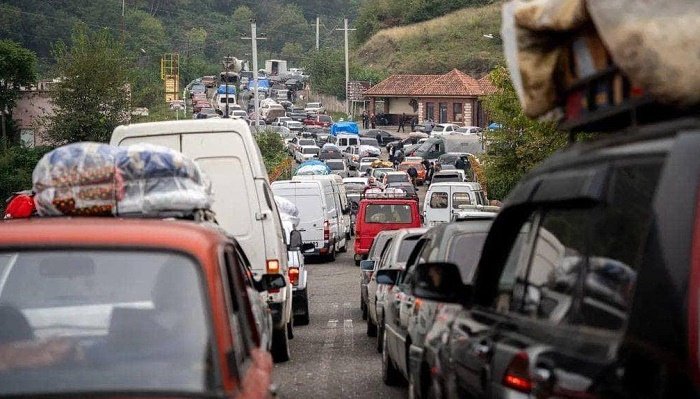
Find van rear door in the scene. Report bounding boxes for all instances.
[425,187,451,225]
[273,184,325,248]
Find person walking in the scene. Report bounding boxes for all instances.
[407,165,418,187]
[397,113,406,133]
[362,110,369,129]
[370,113,377,129]
[410,116,417,132]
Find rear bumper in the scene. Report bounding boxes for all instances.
[303,240,332,256]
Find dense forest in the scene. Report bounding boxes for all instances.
[0,0,359,74]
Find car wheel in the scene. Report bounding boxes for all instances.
[339,240,347,253]
[366,315,377,337]
[271,325,290,363]
[361,300,368,320]
[345,232,351,240]
[427,376,444,399]
[376,322,384,353]
[326,245,336,262]
[355,258,361,266]
[287,320,294,339]
[382,330,403,386]
[295,290,310,326]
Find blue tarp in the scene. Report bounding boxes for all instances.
[217,85,236,94]
[294,160,331,175]
[488,122,503,130]
[330,122,359,136]
[247,79,270,90]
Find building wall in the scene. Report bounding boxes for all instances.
[12,90,54,147]
[417,97,477,126]
[387,98,415,115]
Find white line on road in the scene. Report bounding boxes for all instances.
[316,303,340,397]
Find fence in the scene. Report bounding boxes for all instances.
[301,86,345,114]
[269,157,294,182]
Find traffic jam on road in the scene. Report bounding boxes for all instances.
[2,2,700,399]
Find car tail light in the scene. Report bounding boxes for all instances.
[688,188,700,386]
[324,220,330,241]
[289,267,299,286]
[266,259,280,274]
[502,352,532,393]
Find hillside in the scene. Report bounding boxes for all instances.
[355,2,504,76]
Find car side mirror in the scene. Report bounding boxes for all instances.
[255,273,287,292]
[360,260,375,271]
[375,269,400,285]
[412,262,469,305]
[288,230,303,250]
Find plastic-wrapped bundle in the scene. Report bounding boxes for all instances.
[295,160,331,176]
[116,143,212,215]
[358,145,381,158]
[274,195,300,227]
[33,142,123,216]
[33,142,213,217]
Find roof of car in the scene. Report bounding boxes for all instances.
[385,171,408,175]
[344,177,368,183]
[0,217,227,254]
[429,181,481,189]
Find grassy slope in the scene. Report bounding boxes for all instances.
[355,2,504,76]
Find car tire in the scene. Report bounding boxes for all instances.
[271,325,290,363]
[355,258,361,266]
[377,322,384,353]
[295,290,310,326]
[339,240,347,253]
[346,232,351,240]
[287,320,294,339]
[326,244,336,262]
[361,300,368,320]
[367,316,377,337]
[382,330,403,386]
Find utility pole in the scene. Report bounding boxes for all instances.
[316,16,320,50]
[242,19,267,127]
[336,18,356,116]
[121,0,125,44]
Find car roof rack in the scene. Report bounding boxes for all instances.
[560,66,694,142]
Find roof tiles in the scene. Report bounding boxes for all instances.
[365,69,496,97]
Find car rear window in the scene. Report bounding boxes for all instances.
[0,250,213,395]
[361,138,379,147]
[433,174,460,183]
[299,139,315,146]
[302,147,319,154]
[326,160,344,170]
[319,115,332,123]
[364,204,413,224]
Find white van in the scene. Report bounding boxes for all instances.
[333,133,360,153]
[215,93,237,111]
[272,179,345,261]
[110,119,294,361]
[423,182,489,226]
[293,174,352,241]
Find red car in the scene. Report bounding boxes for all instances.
[353,195,421,265]
[0,217,282,399]
[303,114,333,128]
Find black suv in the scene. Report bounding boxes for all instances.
[414,117,700,398]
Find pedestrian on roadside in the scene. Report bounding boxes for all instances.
[455,156,467,171]
[370,113,377,129]
[407,165,418,187]
[426,161,435,183]
[362,110,369,129]
[397,113,406,133]
[410,116,417,132]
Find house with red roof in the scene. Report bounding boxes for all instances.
[364,69,497,127]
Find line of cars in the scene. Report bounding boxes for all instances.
[352,114,700,398]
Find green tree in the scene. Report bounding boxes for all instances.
[482,67,567,200]
[281,42,304,65]
[0,145,51,212]
[0,40,38,145]
[47,25,131,144]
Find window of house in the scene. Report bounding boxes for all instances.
[439,103,448,123]
[425,102,435,120]
[453,103,463,123]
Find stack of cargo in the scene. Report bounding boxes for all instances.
[32,142,213,217]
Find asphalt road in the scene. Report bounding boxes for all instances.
[272,244,406,399]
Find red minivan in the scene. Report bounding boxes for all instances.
[353,197,421,265]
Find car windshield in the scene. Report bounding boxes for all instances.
[307,103,320,108]
[319,115,332,123]
[326,160,344,170]
[364,204,413,224]
[299,139,315,146]
[0,250,213,396]
[360,138,379,147]
[302,147,319,155]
